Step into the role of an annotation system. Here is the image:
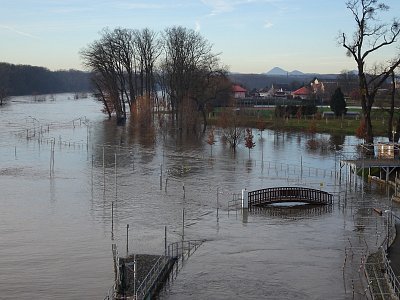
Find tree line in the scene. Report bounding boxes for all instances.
[80,26,231,131]
[0,62,91,97]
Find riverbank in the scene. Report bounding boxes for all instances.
[208,107,389,137]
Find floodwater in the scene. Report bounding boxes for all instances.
[0,94,395,299]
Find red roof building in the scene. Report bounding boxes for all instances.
[292,86,311,99]
[232,85,247,99]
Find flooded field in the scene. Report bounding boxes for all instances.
[0,94,394,299]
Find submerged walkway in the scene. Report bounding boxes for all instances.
[341,158,400,183]
[108,240,204,300]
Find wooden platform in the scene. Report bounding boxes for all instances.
[341,158,400,169]
[341,158,400,183]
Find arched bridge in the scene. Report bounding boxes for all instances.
[244,187,333,207]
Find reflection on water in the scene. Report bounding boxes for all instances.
[0,94,395,300]
[251,204,333,219]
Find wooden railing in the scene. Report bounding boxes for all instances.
[248,187,333,207]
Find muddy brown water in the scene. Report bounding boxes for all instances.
[0,94,394,299]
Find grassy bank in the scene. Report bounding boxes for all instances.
[268,117,387,136]
[208,107,390,137]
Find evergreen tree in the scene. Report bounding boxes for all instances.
[330,87,347,117]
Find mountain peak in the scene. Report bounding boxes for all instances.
[290,70,304,76]
[266,67,287,75]
[265,67,305,76]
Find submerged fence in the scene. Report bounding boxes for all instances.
[107,239,205,300]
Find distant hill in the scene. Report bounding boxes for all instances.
[265,67,305,76]
[265,67,287,76]
[290,70,305,76]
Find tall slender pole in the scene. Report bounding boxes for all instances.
[300,156,303,179]
[134,254,136,298]
[217,187,219,220]
[91,154,94,195]
[111,202,114,237]
[86,124,89,154]
[126,224,129,255]
[115,153,117,197]
[103,146,105,192]
[261,136,264,164]
[164,226,167,256]
[52,138,55,172]
[182,209,185,241]
[160,164,163,190]
[49,140,52,177]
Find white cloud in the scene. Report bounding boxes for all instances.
[264,21,273,28]
[195,21,201,32]
[0,25,39,39]
[118,3,165,10]
[201,0,281,16]
[201,0,233,15]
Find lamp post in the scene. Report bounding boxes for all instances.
[385,210,390,251]
[392,128,396,143]
[392,128,396,158]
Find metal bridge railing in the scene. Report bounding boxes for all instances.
[167,239,204,259]
[248,187,333,206]
[228,193,242,212]
[383,249,400,299]
[135,255,170,300]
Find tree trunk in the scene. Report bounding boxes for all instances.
[364,110,373,144]
[388,71,395,142]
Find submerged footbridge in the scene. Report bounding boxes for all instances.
[241,187,333,208]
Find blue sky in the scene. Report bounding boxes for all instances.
[1,0,399,74]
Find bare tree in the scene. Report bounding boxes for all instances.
[81,33,126,123]
[340,0,400,145]
[92,72,113,118]
[190,68,231,133]
[161,26,221,132]
[337,70,358,96]
[82,25,223,131]
[81,28,138,124]
[385,70,400,141]
[219,108,245,151]
[133,28,161,98]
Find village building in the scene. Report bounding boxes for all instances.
[291,78,326,101]
[258,84,291,99]
[292,86,311,99]
[232,84,247,99]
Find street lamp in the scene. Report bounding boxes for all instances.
[392,127,396,143]
[392,128,396,158]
